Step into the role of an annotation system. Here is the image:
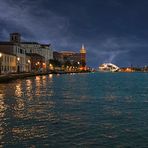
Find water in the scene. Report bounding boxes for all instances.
[0,73,148,147]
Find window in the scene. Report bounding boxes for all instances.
[20,49,22,54]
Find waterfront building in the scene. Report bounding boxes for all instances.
[53,51,63,62]
[39,44,53,67]
[0,39,27,72]
[21,42,53,70]
[0,52,16,74]
[119,67,135,72]
[53,45,87,71]
[53,50,81,71]
[26,53,45,72]
[60,51,81,64]
[19,35,53,70]
[0,33,53,73]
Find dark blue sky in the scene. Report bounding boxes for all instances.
[0,0,148,67]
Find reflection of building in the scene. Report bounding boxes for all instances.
[0,33,53,73]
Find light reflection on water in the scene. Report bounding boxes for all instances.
[0,73,147,147]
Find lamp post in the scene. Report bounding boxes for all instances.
[28,59,31,72]
[0,53,2,75]
[77,61,80,71]
[17,57,20,73]
[49,64,53,70]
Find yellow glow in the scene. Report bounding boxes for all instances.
[28,60,31,63]
[35,76,41,96]
[17,57,20,61]
[49,64,53,70]
[36,76,40,81]
[49,74,53,78]
[15,83,23,97]
[42,76,46,79]
[26,80,32,100]
[0,53,2,58]
[14,98,25,111]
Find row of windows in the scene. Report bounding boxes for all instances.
[1,55,28,64]
[1,66,16,72]
[1,56,16,63]
[16,47,52,57]
[16,48,26,54]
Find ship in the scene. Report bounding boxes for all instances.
[99,63,119,72]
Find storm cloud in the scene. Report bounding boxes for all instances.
[0,0,148,67]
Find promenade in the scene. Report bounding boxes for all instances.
[0,72,50,83]
[0,70,91,83]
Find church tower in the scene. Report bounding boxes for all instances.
[10,33,21,43]
[80,44,86,69]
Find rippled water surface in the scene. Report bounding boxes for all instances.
[0,73,148,147]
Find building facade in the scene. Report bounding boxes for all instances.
[0,33,53,73]
[53,45,87,71]
[0,52,16,74]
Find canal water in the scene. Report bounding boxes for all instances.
[0,73,148,147]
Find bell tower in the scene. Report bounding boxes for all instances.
[80,44,86,69]
[10,33,21,43]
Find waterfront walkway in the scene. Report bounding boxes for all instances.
[0,70,90,83]
[0,72,49,83]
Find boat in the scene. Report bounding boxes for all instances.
[98,63,119,72]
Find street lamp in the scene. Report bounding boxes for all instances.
[0,53,2,75]
[17,57,20,73]
[77,61,80,71]
[28,59,30,63]
[17,57,20,61]
[49,64,53,70]
[28,60,31,72]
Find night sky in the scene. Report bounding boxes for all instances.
[0,0,148,68]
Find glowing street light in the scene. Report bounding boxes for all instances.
[49,64,53,70]
[17,57,20,61]
[28,59,31,63]
[0,53,2,75]
[28,60,31,72]
[17,57,20,73]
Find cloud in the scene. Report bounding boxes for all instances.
[87,36,148,67]
[0,0,148,67]
[0,0,70,46]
